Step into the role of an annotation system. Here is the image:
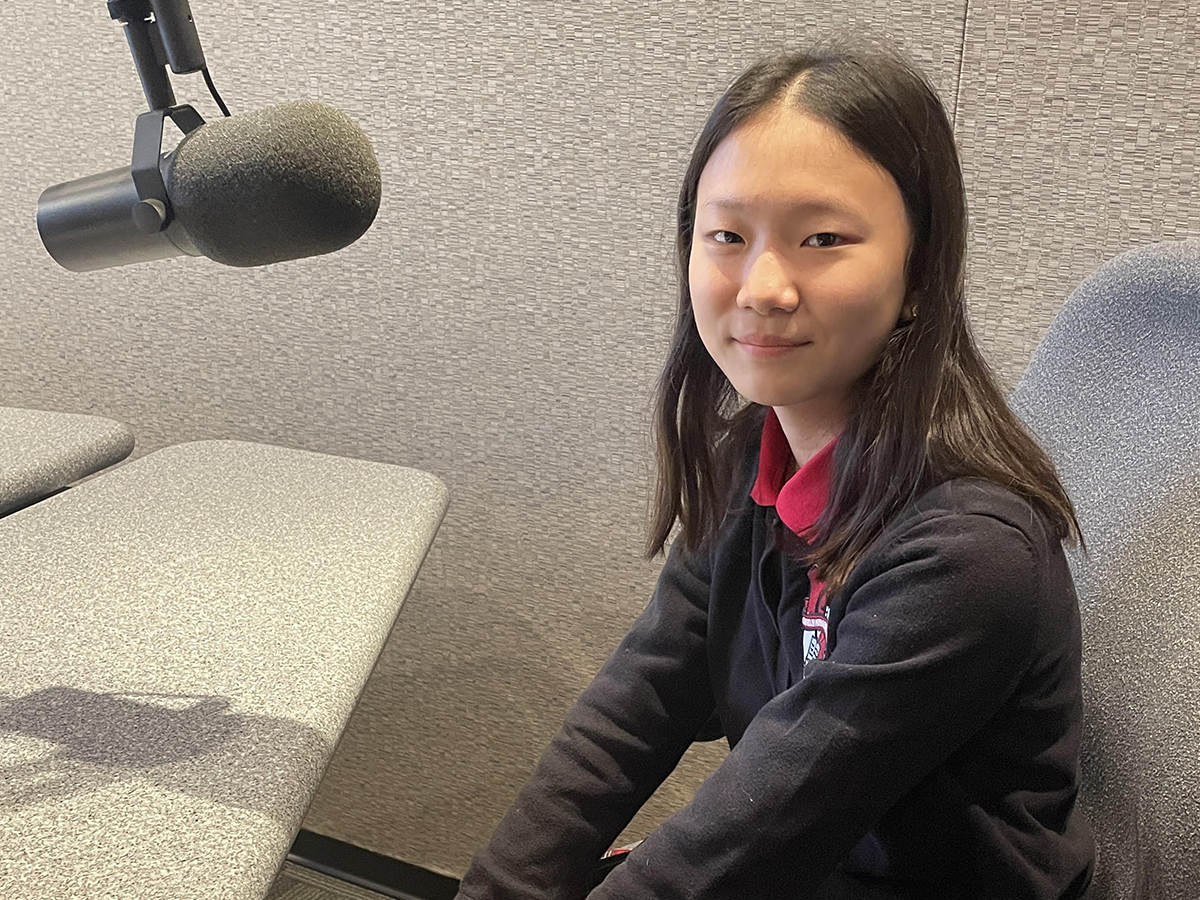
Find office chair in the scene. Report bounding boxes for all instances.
[1009,240,1200,899]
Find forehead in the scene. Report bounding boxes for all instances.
[696,107,902,217]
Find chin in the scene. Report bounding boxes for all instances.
[731,377,842,413]
[731,383,809,409]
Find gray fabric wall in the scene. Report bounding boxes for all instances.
[956,0,1200,378]
[0,0,1195,879]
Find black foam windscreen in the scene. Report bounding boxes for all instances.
[167,100,382,267]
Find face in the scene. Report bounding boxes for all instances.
[689,106,912,432]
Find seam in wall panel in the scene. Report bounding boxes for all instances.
[952,0,972,130]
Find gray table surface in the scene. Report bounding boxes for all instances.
[0,407,136,516]
[0,440,448,899]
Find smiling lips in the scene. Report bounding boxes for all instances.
[734,335,811,357]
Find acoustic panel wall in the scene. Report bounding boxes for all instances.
[2,0,968,878]
[955,0,1200,387]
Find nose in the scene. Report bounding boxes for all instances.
[736,249,800,313]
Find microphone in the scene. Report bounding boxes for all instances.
[37,100,382,271]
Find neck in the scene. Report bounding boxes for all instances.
[774,401,846,470]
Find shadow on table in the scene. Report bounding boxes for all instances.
[0,686,330,825]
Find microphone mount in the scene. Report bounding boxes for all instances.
[130,105,204,233]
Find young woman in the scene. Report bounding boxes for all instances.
[455,43,1095,899]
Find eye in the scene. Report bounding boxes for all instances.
[710,230,744,245]
[802,232,843,248]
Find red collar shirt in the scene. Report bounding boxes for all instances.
[749,408,835,668]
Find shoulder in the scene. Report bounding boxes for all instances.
[839,478,1072,649]
[880,477,1059,562]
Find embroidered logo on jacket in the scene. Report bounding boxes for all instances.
[802,568,830,663]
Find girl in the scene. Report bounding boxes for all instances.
[455,42,1095,899]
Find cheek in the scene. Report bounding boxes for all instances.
[687,248,717,304]
[818,258,906,331]
[688,255,723,338]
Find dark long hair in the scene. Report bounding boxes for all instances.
[648,41,1080,594]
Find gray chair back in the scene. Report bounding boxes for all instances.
[1009,241,1200,899]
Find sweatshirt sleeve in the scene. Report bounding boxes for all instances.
[454,536,717,900]
[588,508,1044,899]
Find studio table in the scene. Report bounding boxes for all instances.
[0,440,448,899]
[0,406,136,516]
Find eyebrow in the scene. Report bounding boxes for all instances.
[699,196,865,222]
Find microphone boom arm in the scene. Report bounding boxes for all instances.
[147,0,207,76]
[107,0,207,111]
[105,0,211,233]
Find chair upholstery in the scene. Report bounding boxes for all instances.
[1009,241,1200,899]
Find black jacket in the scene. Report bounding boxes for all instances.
[457,435,1094,899]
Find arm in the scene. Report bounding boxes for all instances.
[456,537,717,900]
[591,507,1044,899]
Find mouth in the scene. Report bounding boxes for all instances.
[733,337,810,358]
[736,336,808,347]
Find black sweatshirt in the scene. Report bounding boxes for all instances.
[457,412,1095,899]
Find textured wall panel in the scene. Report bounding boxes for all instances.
[0,0,964,877]
[955,0,1200,386]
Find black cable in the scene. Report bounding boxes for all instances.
[201,66,231,116]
